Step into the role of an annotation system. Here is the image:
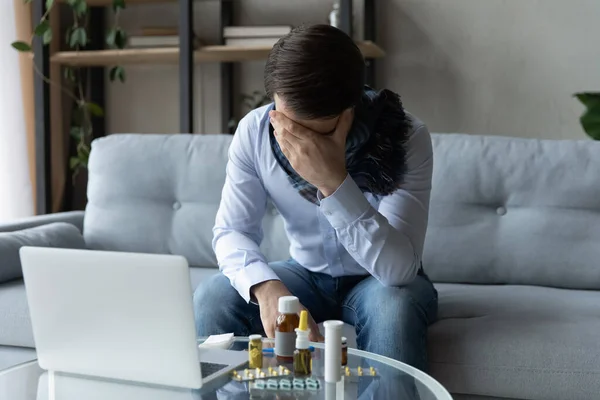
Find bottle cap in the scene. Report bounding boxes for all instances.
[278,296,300,314]
[249,334,262,341]
[295,311,310,349]
[298,310,308,331]
[341,336,347,344]
[323,320,344,331]
[295,328,310,349]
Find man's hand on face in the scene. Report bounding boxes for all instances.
[270,108,354,198]
[251,280,324,342]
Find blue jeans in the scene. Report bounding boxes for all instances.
[193,260,438,372]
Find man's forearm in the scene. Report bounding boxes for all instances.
[319,176,420,286]
[214,227,280,303]
[250,279,281,303]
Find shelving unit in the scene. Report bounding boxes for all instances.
[33,0,382,214]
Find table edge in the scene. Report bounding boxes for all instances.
[200,336,452,400]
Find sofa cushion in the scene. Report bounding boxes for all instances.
[84,134,290,268]
[429,283,600,400]
[0,280,34,348]
[0,222,86,283]
[0,345,36,371]
[425,134,600,290]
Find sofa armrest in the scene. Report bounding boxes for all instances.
[0,211,85,234]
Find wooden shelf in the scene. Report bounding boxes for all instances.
[58,0,176,4]
[59,0,237,4]
[50,41,385,67]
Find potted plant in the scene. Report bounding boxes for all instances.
[11,0,127,175]
[575,92,600,140]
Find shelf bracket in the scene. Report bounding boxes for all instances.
[33,0,51,214]
[340,0,353,38]
[179,0,194,133]
[364,0,376,87]
[220,0,234,134]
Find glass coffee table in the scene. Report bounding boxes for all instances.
[0,337,451,399]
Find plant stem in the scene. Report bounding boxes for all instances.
[32,58,79,103]
[29,3,54,43]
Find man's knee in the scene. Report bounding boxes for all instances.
[364,276,437,328]
[193,273,239,333]
[193,273,233,311]
[353,287,426,370]
[363,286,426,331]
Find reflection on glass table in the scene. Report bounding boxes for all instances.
[7,337,451,400]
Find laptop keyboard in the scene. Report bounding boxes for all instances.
[200,361,228,377]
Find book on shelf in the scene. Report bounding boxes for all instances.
[128,35,204,49]
[223,25,291,38]
[224,37,280,47]
[140,27,179,36]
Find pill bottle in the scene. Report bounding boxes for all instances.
[275,296,300,361]
[293,310,312,376]
[248,334,263,368]
[341,336,348,366]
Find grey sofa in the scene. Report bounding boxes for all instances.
[1,132,599,400]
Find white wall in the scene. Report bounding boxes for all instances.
[108,0,600,140]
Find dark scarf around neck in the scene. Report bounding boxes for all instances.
[269,87,412,204]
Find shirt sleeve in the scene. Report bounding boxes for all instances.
[212,115,280,302]
[319,123,433,286]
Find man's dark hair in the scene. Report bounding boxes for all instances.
[264,24,365,119]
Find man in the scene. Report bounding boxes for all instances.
[194,24,438,371]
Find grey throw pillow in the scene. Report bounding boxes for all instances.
[0,222,86,283]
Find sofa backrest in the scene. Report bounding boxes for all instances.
[84,134,289,268]
[85,133,600,289]
[424,134,600,290]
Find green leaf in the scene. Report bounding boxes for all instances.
[69,156,81,170]
[11,41,32,52]
[114,29,127,49]
[70,126,84,140]
[70,27,87,48]
[82,144,90,158]
[580,108,600,140]
[109,66,126,83]
[106,28,116,47]
[66,0,77,5]
[46,0,55,9]
[73,0,87,17]
[575,92,600,109]
[106,28,126,49]
[117,67,126,83]
[69,28,78,48]
[575,92,600,140]
[43,28,53,45]
[64,67,76,82]
[112,0,126,12]
[34,20,51,37]
[77,145,90,167]
[86,102,104,117]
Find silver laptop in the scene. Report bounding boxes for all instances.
[20,247,247,389]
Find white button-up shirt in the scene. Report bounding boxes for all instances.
[213,104,433,302]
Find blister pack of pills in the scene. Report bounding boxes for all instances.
[231,366,292,381]
[249,377,321,396]
[343,366,379,378]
